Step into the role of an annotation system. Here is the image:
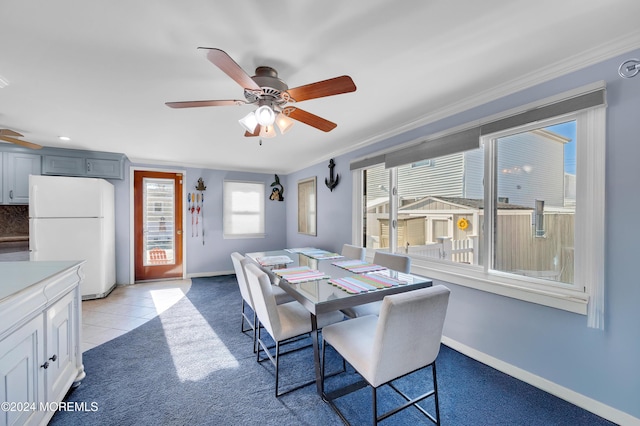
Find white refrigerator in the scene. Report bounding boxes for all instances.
[29,175,116,299]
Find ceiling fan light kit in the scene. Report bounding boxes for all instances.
[255,105,276,126]
[166,48,356,138]
[239,111,259,133]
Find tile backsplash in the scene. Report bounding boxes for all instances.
[0,205,29,241]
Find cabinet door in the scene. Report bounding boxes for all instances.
[86,158,121,179]
[45,291,76,404]
[41,155,85,177]
[0,316,45,426]
[3,153,41,204]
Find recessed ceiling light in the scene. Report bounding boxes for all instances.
[58,136,71,141]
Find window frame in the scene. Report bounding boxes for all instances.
[352,107,605,317]
[222,180,265,239]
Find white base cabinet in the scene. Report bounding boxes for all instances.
[0,261,85,426]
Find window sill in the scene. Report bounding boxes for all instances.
[410,258,588,315]
[222,233,265,239]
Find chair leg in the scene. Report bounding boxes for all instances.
[252,312,258,353]
[274,341,280,397]
[372,386,378,426]
[432,362,440,425]
[240,299,246,332]
[256,325,262,362]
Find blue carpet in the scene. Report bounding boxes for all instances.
[50,275,614,425]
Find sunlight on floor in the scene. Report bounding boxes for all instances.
[150,288,239,382]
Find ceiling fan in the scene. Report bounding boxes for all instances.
[166,48,357,138]
[0,129,42,149]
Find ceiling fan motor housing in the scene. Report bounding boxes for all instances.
[245,66,289,107]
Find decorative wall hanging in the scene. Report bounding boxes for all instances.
[270,174,284,201]
[187,178,207,245]
[325,158,340,191]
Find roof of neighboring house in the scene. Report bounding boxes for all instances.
[400,196,531,211]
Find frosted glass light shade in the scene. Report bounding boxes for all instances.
[275,112,295,134]
[255,105,276,126]
[259,125,276,138]
[238,111,258,133]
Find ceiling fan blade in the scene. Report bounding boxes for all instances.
[284,107,337,132]
[244,125,261,137]
[0,135,43,149]
[198,47,262,92]
[286,75,356,103]
[165,100,247,108]
[0,129,23,137]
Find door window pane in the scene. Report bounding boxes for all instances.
[143,178,175,266]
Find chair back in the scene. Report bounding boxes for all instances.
[244,262,282,339]
[373,251,411,273]
[231,252,253,309]
[370,285,450,387]
[342,244,366,261]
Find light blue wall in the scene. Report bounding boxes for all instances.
[285,49,640,419]
[112,162,287,285]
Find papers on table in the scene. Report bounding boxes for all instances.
[329,273,407,294]
[332,259,387,274]
[273,266,330,283]
[255,255,294,267]
[285,247,343,260]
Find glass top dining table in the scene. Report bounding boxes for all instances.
[245,249,432,395]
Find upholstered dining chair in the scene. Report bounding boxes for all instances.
[230,252,293,351]
[322,285,450,425]
[244,262,344,397]
[341,243,366,261]
[341,251,411,318]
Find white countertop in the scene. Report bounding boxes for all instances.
[0,260,81,301]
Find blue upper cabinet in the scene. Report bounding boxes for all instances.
[2,152,42,204]
[41,151,125,180]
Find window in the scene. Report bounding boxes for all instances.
[352,85,605,324]
[489,118,576,285]
[223,180,265,238]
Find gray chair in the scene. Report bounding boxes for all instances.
[244,262,344,397]
[230,252,293,351]
[341,251,411,318]
[341,243,365,261]
[322,285,450,425]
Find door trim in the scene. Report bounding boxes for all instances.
[129,166,187,284]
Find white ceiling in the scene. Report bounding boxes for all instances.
[1,1,639,174]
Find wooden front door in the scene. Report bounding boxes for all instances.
[134,170,184,281]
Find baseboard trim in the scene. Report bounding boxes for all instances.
[187,270,234,279]
[441,336,639,426]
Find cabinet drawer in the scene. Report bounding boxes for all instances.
[42,155,85,176]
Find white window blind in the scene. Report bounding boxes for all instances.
[223,181,265,238]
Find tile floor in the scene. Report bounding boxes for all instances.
[81,279,192,352]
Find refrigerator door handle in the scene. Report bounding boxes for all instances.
[30,184,38,217]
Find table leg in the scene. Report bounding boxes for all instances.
[310,313,322,395]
